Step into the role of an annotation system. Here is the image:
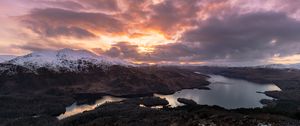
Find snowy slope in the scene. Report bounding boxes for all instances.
[0,55,16,63]
[7,48,132,72]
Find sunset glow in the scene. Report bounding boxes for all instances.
[100,31,174,53]
[270,54,300,64]
[1,0,300,65]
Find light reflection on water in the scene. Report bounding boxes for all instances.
[155,74,281,109]
[57,96,124,120]
[57,74,282,119]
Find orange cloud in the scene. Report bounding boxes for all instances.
[2,0,300,65]
[269,54,300,64]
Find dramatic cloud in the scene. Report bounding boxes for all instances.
[34,0,85,10]
[102,11,300,64]
[145,0,200,36]
[1,0,300,65]
[181,11,300,61]
[77,0,120,12]
[22,22,97,39]
[23,8,125,35]
[105,42,140,58]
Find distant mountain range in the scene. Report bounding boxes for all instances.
[1,49,300,74]
[255,63,300,70]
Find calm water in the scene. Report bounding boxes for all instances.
[155,74,281,109]
[57,96,124,120]
[57,74,281,119]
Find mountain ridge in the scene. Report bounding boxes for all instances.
[2,48,132,73]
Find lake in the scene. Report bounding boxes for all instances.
[57,96,124,120]
[57,74,281,119]
[155,74,281,109]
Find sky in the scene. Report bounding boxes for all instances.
[0,0,300,65]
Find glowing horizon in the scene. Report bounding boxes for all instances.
[1,0,300,65]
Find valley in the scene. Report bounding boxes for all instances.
[0,49,300,126]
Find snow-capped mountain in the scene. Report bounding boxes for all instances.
[5,48,132,72]
[0,55,16,63]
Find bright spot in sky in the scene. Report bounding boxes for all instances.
[100,32,174,53]
[270,39,277,45]
[270,54,300,64]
